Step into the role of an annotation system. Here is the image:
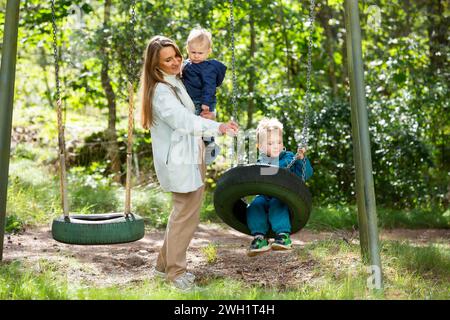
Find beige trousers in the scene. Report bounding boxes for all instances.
[155,141,206,281]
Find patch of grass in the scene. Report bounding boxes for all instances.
[201,243,219,264]
[382,241,450,279]
[1,240,448,300]
[377,207,450,229]
[0,260,69,300]
[306,204,358,231]
[11,144,38,161]
[304,204,449,231]
[299,239,450,299]
[7,160,60,227]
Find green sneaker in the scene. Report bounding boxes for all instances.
[247,235,270,257]
[271,233,293,250]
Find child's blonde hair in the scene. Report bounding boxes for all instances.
[256,118,283,145]
[187,27,212,48]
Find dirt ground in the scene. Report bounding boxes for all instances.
[2,223,449,289]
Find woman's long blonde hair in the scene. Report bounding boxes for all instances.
[140,36,183,129]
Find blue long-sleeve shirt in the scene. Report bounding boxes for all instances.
[182,59,227,107]
[258,151,313,180]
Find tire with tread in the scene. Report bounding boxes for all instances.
[214,165,312,238]
[51,213,145,245]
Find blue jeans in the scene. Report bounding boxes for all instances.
[246,195,291,236]
[194,101,216,143]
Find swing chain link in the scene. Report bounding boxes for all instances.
[229,0,239,167]
[298,0,316,182]
[229,0,237,122]
[125,0,137,216]
[51,0,60,105]
[301,0,316,149]
[51,0,69,217]
[286,153,308,184]
[128,0,137,84]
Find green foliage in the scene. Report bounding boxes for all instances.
[7,160,60,227]
[0,260,69,300]
[306,205,449,231]
[9,0,450,210]
[67,165,119,213]
[307,205,357,231]
[71,128,154,183]
[377,207,450,229]
[201,243,219,264]
[12,144,37,161]
[200,191,222,223]
[125,186,171,228]
[5,215,24,233]
[7,157,448,230]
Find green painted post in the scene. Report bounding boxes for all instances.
[0,0,21,261]
[344,0,369,262]
[344,0,383,289]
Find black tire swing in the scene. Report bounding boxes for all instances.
[214,0,316,238]
[50,0,144,245]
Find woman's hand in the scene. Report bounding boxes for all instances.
[296,147,306,160]
[199,105,216,120]
[219,121,239,136]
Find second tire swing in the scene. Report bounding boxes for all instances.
[50,0,144,245]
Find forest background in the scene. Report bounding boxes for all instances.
[1,0,449,231]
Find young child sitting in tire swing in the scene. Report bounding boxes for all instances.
[246,118,313,257]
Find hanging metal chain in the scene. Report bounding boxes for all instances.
[51,0,69,217]
[125,0,137,216]
[284,0,316,181]
[301,0,316,151]
[128,0,137,84]
[228,0,239,167]
[286,151,308,183]
[229,0,237,122]
[296,0,316,182]
[51,0,60,106]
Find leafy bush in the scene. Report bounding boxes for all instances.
[5,215,25,233]
[68,165,119,213]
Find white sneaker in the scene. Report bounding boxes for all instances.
[171,273,196,291]
[184,272,196,283]
[205,142,221,165]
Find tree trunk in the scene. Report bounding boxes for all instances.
[318,1,338,98]
[426,0,448,75]
[426,0,449,175]
[247,11,256,129]
[340,7,348,92]
[100,0,121,183]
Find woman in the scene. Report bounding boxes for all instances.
[140,36,238,290]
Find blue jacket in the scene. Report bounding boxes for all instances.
[258,150,314,180]
[182,59,227,107]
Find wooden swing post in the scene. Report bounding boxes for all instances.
[0,0,21,261]
[344,0,383,289]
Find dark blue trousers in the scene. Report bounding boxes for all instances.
[246,195,291,236]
